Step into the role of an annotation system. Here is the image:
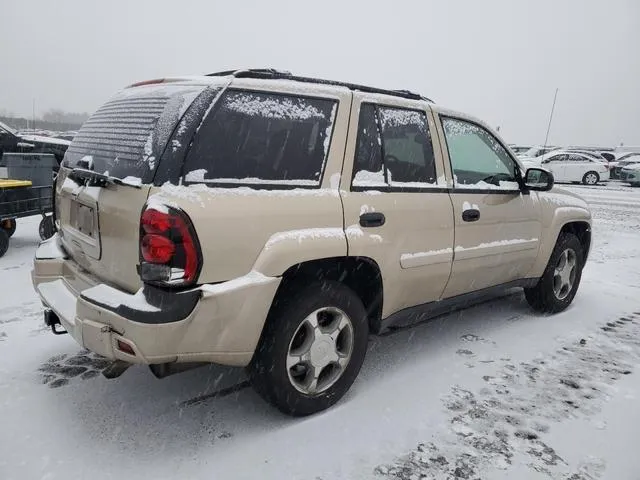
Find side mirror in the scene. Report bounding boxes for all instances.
[524,167,554,191]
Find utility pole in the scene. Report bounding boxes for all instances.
[543,88,559,148]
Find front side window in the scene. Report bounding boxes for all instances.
[442,117,519,190]
[352,103,437,188]
[184,90,337,186]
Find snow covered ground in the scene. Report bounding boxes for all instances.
[1,182,639,480]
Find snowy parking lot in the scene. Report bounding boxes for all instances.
[1,183,639,480]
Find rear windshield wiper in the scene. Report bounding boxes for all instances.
[68,168,142,189]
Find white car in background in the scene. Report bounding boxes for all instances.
[521,150,610,185]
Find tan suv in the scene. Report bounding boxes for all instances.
[32,69,591,416]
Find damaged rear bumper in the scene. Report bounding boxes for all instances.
[32,234,281,367]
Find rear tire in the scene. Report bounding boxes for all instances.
[248,280,369,416]
[1,218,16,238]
[39,215,55,241]
[525,233,584,313]
[0,229,9,258]
[582,171,599,185]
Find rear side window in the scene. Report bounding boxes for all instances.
[183,90,338,186]
[63,84,207,182]
[352,103,437,188]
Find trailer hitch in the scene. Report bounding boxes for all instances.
[44,309,67,335]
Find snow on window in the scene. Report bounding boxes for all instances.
[224,92,327,121]
[184,169,208,183]
[379,108,426,131]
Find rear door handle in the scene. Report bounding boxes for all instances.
[462,209,480,222]
[359,212,386,228]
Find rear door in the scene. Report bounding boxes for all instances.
[340,93,454,317]
[434,115,542,298]
[56,82,211,292]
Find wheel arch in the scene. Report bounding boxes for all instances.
[268,256,384,334]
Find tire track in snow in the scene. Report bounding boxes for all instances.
[374,312,640,479]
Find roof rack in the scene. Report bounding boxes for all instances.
[205,69,433,103]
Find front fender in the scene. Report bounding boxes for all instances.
[527,203,591,279]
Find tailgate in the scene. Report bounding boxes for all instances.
[55,82,210,293]
[56,169,151,292]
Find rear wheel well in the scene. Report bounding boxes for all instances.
[560,222,591,260]
[273,257,383,332]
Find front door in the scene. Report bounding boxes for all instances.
[339,93,454,318]
[434,115,542,298]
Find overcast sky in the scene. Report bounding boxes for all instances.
[2,0,639,146]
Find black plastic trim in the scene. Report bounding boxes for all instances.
[372,278,538,334]
[81,284,201,325]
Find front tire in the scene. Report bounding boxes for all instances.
[582,171,599,185]
[525,233,584,313]
[249,280,369,416]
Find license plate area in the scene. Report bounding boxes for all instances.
[71,202,95,237]
[64,198,101,260]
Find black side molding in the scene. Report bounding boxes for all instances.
[371,278,539,334]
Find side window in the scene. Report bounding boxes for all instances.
[378,107,437,185]
[352,103,437,188]
[352,104,385,186]
[183,90,337,186]
[442,117,518,190]
[568,154,586,162]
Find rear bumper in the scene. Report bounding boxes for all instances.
[32,234,281,367]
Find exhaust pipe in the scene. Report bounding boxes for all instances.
[149,362,208,379]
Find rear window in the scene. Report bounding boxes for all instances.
[183,90,338,187]
[63,84,207,182]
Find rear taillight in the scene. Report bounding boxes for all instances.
[139,205,201,286]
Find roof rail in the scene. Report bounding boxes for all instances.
[205,69,433,103]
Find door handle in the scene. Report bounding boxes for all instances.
[462,209,480,222]
[359,212,386,228]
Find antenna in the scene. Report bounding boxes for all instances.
[543,88,559,151]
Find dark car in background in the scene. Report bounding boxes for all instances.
[0,121,71,168]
